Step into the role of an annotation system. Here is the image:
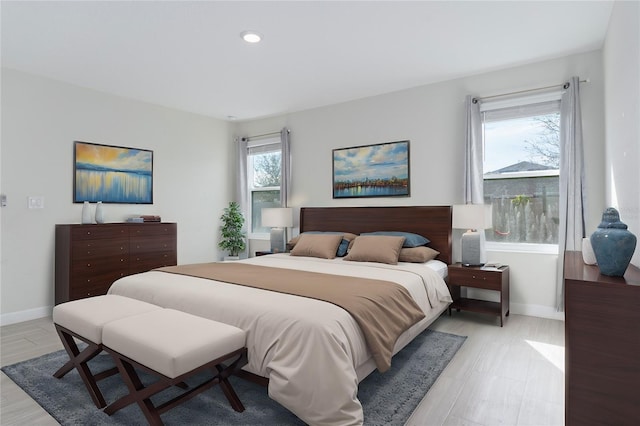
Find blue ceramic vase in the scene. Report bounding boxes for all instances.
[590,208,637,276]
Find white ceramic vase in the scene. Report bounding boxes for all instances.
[581,237,597,265]
[95,201,105,224]
[81,201,93,224]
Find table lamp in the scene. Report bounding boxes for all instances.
[261,207,293,253]
[452,204,492,266]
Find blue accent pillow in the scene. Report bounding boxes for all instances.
[298,231,355,257]
[361,231,430,248]
[336,240,350,257]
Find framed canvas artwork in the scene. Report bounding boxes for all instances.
[74,141,153,204]
[332,140,410,198]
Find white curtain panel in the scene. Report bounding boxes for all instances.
[556,76,586,311]
[235,137,249,258]
[280,127,291,207]
[464,95,484,204]
[236,137,249,213]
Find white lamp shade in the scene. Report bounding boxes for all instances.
[452,204,492,230]
[261,208,293,228]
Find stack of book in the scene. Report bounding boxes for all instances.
[127,215,161,223]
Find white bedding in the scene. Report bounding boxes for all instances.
[108,254,452,426]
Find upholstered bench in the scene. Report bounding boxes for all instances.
[52,294,162,408]
[102,308,247,426]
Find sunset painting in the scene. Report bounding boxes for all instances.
[74,141,153,204]
[333,140,410,198]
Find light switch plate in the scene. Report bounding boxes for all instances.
[28,196,44,209]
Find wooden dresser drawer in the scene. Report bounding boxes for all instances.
[71,255,128,276]
[72,238,129,259]
[69,269,128,300]
[71,224,128,240]
[130,235,176,254]
[130,251,177,274]
[130,223,177,237]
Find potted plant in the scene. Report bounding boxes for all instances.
[218,201,246,260]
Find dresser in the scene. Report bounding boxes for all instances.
[564,251,640,425]
[55,223,177,304]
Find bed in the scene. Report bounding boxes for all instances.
[108,206,453,425]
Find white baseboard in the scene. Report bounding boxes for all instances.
[1,306,52,326]
[510,302,565,321]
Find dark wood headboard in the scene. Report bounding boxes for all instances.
[299,206,452,264]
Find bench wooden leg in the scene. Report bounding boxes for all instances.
[104,347,247,425]
[53,324,115,409]
[216,364,245,412]
[116,357,164,425]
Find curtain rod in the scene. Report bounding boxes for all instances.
[241,128,289,142]
[472,79,589,104]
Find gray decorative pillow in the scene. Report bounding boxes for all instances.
[289,234,344,259]
[398,246,440,263]
[343,235,405,265]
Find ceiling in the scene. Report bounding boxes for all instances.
[1,1,614,121]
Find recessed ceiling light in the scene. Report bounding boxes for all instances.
[241,31,262,43]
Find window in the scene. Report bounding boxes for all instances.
[247,138,282,237]
[481,97,561,244]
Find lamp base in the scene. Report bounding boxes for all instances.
[461,230,486,266]
[270,228,286,253]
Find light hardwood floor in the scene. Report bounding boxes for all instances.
[0,312,564,425]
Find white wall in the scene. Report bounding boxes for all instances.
[0,69,234,325]
[237,51,606,319]
[2,46,622,324]
[603,0,640,268]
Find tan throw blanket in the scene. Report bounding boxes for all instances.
[156,262,425,372]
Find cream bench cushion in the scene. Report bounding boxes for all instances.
[102,309,247,379]
[53,294,161,343]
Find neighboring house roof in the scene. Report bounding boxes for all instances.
[486,161,555,175]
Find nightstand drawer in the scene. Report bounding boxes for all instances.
[448,267,503,290]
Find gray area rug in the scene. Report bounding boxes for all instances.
[2,329,465,425]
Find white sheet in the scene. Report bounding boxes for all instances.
[108,254,452,426]
[422,259,449,279]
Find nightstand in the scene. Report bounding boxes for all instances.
[255,250,273,257]
[447,263,510,326]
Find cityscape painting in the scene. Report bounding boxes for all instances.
[332,140,410,199]
[74,141,153,204]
